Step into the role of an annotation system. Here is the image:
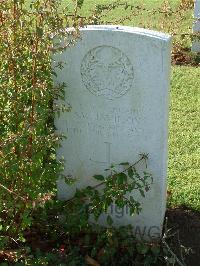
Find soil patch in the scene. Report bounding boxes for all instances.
[166,208,200,266]
[172,48,200,66]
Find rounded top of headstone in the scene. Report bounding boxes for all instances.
[80,25,171,42]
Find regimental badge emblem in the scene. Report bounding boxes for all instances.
[81,46,134,100]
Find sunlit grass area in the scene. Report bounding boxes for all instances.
[168,66,200,210]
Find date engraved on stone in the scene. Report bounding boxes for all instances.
[80,46,134,100]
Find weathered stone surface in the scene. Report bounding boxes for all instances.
[192,0,200,52]
[53,26,171,240]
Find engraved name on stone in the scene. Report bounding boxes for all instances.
[63,107,141,138]
[80,46,134,100]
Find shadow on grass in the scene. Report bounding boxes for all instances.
[165,206,200,266]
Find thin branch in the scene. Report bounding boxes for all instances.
[93,154,148,189]
[162,239,186,266]
[65,154,149,206]
[0,183,27,202]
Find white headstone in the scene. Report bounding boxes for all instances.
[53,26,171,240]
[192,0,200,52]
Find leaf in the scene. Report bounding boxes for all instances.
[129,196,135,204]
[119,162,129,166]
[128,168,134,178]
[135,172,140,179]
[139,189,145,197]
[117,173,127,185]
[136,243,149,254]
[129,206,136,216]
[93,175,105,181]
[85,186,95,197]
[115,198,125,208]
[106,215,113,226]
[151,246,160,256]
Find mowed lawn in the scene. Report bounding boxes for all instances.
[169,67,199,210]
[79,0,200,210]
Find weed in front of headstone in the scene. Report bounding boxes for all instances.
[12,157,184,265]
[16,155,182,265]
[0,154,185,264]
[72,153,152,224]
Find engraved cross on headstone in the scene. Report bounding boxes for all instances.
[90,142,112,168]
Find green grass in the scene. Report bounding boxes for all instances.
[168,67,200,210]
[79,0,200,210]
[80,0,193,46]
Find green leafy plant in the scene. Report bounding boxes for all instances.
[0,0,83,247]
[72,153,153,223]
